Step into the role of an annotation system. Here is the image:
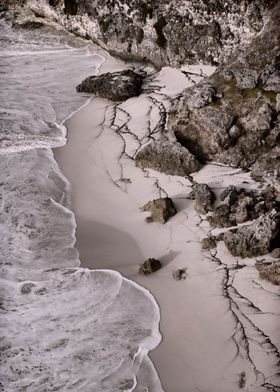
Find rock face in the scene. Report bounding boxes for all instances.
[135,138,200,177]
[76,69,144,101]
[46,0,273,68]
[224,211,280,258]
[193,183,215,214]
[168,2,280,171]
[141,197,177,224]
[139,258,162,274]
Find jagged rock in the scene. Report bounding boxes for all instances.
[172,268,187,280]
[256,260,280,285]
[208,204,235,228]
[182,82,223,110]
[251,146,280,183]
[76,69,144,101]
[201,237,216,250]
[139,258,161,275]
[193,183,215,214]
[135,138,200,177]
[141,197,176,224]
[224,211,280,258]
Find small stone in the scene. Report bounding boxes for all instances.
[141,197,177,224]
[139,258,162,275]
[172,269,187,280]
[271,248,280,258]
[21,282,35,294]
[208,204,234,228]
[193,183,216,214]
[201,237,216,249]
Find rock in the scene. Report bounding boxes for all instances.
[208,204,235,228]
[264,70,280,93]
[276,94,280,112]
[235,196,254,224]
[220,185,239,205]
[182,82,223,110]
[193,183,215,214]
[172,268,187,280]
[76,69,144,101]
[201,237,216,250]
[141,197,177,224]
[21,282,35,294]
[214,232,225,241]
[135,138,200,177]
[139,258,161,275]
[224,211,280,258]
[256,260,280,285]
[251,146,280,183]
[271,248,280,258]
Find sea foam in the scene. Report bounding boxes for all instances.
[0,18,162,391]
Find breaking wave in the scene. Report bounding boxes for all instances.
[0,18,162,392]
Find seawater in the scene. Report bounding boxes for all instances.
[0,19,162,391]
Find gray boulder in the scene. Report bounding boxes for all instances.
[256,260,280,285]
[76,69,144,101]
[193,183,215,214]
[182,82,223,110]
[208,204,235,228]
[139,258,162,275]
[251,146,280,183]
[224,211,280,258]
[135,138,200,177]
[141,197,177,224]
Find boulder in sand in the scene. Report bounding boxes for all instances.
[256,260,280,285]
[224,211,280,258]
[135,138,200,177]
[141,197,177,224]
[139,258,162,275]
[76,69,144,101]
[193,183,216,214]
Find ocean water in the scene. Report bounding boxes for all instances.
[0,19,162,391]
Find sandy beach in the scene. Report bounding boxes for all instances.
[54,52,280,391]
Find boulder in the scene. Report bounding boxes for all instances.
[193,183,215,214]
[224,211,280,258]
[201,237,216,250]
[256,260,280,285]
[208,204,235,228]
[141,197,177,224]
[172,269,187,280]
[220,185,239,206]
[139,258,161,275]
[271,248,280,258]
[76,69,144,101]
[135,138,200,177]
[251,146,280,183]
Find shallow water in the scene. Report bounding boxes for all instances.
[0,19,162,392]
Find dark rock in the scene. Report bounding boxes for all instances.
[139,258,161,275]
[193,183,215,214]
[201,237,216,250]
[235,196,254,224]
[76,69,144,101]
[208,204,234,228]
[224,211,280,258]
[135,138,200,177]
[141,197,176,224]
[256,260,280,285]
[172,268,187,281]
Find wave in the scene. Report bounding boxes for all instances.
[0,18,162,392]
